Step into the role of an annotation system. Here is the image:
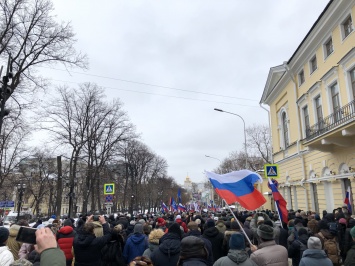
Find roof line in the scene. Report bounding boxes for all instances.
[287,0,334,65]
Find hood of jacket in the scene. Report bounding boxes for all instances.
[75,232,95,247]
[130,233,146,244]
[185,230,201,237]
[203,227,220,238]
[58,225,74,235]
[227,249,248,263]
[159,233,181,256]
[302,249,328,259]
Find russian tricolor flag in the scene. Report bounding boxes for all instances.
[178,203,186,212]
[206,170,266,210]
[269,178,288,224]
[344,186,352,215]
[161,201,169,214]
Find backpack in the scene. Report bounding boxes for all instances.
[328,222,338,236]
[318,232,342,264]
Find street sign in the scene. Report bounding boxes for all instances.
[105,195,113,202]
[0,201,15,207]
[104,183,115,195]
[264,164,279,178]
[104,202,113,207]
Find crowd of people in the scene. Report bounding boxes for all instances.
[0,205,355,266]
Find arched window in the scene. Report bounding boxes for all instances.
[282,112,289,148]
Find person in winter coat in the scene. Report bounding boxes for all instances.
[250,224,288,266]
[177,236,209,266]
[344,226,355,266]
[288,227,309,266]
[214,233,257,266]
[35,227,66,266]
[0,227,14,265]
[215,220,226,234]
[299,236,332,266]
[57,219,76,266]
[150,222,182,266]
[202,219,224,262]
[100,224,125,266]
[142,228,165,259]
[123,223,148,264]
[184,221,214,266]
[175,215,188,233]
[6,224,22,260]
[222,221,242,255]
[73,215,112,266]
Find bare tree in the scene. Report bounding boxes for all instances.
[0,0,88,94]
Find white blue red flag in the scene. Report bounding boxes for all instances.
[161,201,169,214]
[178,203,186,212]
[206,170,266,210]
[170,197,178,211]
[268,178,288,224]
[344,186,352,215]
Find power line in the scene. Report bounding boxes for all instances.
[38,66,258,102]
[50,79,260,108]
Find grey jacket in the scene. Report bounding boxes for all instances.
[299,249,333,266]
[213,249,257,266]
[250,240,288,266]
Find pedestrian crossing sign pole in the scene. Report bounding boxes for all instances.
[264,164,279,178]
[104,183,115,195]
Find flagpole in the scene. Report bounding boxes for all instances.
[274,201,283,228]
[222,199,253,246]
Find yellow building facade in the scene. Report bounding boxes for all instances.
[260,0,355,213]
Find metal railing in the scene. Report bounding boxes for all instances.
[305,99,355,141]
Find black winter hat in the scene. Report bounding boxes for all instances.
[0,227,9,243]
[168,223,182,238]
[180,236,207,259]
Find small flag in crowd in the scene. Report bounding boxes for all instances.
[344,186,352,215]
[161,201,169,214]
[177,188,182,204]
[178,203,186,212]
[206,170,266,210]
[268,178,288,224]
[170,197,178,211]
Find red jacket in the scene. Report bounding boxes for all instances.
[57,226,75,260]
[175,218,188,233]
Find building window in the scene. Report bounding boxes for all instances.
[298,70,305,86]
[330,83,340,122]
[342,15,353,39]
[303,105,310,136]
[310,56,317,74]
[282,112,289,148]
[324,37,333,58]
[315,96,323,129]
[351,67,355,99]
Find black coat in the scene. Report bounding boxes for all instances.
[288,234,308,266]
[151,233,181,266]
[73,223,111,266]
[202,227,224,262]
[100,239,125,266]
[178,258,208,266]
[184,230,214,266]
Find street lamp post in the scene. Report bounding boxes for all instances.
[205,155,221,162]
[16,182,26,222]
[214,108,248,169]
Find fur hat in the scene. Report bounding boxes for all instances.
[148,229,165,244]
[206,219,215,228]
[195,218,201,225]
[229,233,245,250]
[10,258,33,266]
[308,236,322,249]
[0,227,9,243]
[257,224,274,240]
[187,221,199,231]
[134,223,143,234]
[180,236,207,260]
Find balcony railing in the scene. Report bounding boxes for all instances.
[305,99,355,141]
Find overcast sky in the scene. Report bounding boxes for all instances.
[38,0,330,185]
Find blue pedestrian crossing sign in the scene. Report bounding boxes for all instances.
[104,183,115,195]
[264,164,279,178]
